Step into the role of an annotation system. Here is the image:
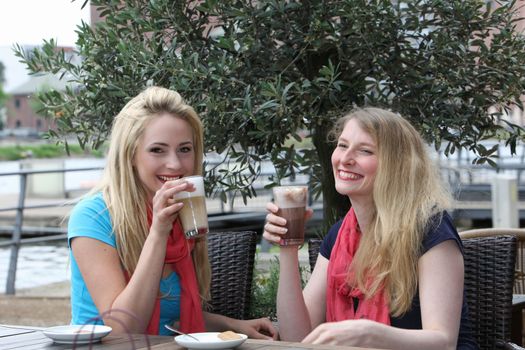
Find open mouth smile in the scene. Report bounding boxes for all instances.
[158,175,182,182]
[338,170,362,181]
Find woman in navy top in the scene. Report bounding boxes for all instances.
[264,108,478,349]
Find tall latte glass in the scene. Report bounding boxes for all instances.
[273,185,308,246]
[174,176,209,239]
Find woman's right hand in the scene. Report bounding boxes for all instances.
[263,202,288,244]
[150,179,194,237]
[263,202,314,245]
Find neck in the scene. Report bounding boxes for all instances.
[349,196,375,233]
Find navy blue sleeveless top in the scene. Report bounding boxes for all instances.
[320,211,478,350]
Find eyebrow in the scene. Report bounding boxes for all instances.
[148,141,193,147]
[338,137,376,148]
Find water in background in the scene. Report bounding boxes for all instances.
[0,242,69,290]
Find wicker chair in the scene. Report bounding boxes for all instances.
[460,228,525,348]
[460,228,525,294]
[308,237,520,350]
[308,239,323,273]
[207,230,257,320]
[462,235,517,350]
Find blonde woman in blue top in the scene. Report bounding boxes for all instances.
[68,86,277,338]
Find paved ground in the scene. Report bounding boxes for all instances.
[0,281,70,327]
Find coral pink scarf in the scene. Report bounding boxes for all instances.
[326,208,391,325]
[127,214,205,335]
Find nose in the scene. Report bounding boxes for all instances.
[166,154,183,170]
[341,148,356,165]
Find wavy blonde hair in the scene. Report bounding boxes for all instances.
[91,86,210,302]
[330,107,452,316]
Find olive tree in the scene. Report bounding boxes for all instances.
[16,0,525,224]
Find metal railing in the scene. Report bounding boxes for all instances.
[0,164,314,295]
[0,166,103,295]
[2,153,525,295]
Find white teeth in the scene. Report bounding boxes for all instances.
[158,176,181,181]
[338,171,361,180]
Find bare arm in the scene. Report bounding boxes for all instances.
[275,249,329,341]
[263,202,324,341]
[302,240,464,349]
[71,233,168,333]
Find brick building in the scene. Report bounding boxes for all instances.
[3,46,75,137]
[4,73,67,136]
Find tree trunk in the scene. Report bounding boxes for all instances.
[312,121,350,230]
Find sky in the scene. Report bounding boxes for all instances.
[0,0,91,91]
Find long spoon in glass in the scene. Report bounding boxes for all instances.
[164,324,200,341]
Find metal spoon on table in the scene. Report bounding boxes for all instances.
[164,324,200,341]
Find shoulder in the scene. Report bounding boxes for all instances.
[68,192,116,247]
[319,219,343,259]
[70,192,107,215]
[422,211,463,255]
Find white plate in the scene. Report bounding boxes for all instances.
[174,332,247,350]
[42,325,112,344]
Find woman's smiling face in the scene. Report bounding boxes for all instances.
[331,118,378,201]
[133,113,195,198]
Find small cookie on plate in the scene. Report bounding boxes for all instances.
[217,331,242,341]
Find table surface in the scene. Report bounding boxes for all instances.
[0,325,384,350]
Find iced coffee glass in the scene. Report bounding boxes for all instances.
[174,175,209,239]
[272,185,308,246]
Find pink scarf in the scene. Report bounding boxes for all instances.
[127,214,205,335]
[326,208,391,325]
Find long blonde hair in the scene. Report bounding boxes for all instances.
[330,107,452,316]
[92,86,210,302]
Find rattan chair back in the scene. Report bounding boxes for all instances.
[207,230,257,320]
[308,239,323,273]
[460,228,525,294]
[462,235,517,350]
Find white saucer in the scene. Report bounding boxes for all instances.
[42,325,112,344]
[174,332,247,349]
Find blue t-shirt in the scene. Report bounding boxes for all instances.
[320,211,478,350]
[67,193,181,335]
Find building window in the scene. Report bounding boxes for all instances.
[36,120,42,129]
[15,120,21,128]
[14,98,21,109]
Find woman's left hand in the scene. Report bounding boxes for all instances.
[232,318,279,340]
[302,319,375,346]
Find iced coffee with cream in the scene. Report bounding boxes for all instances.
[273,185,308,246]
[174,175,209,239]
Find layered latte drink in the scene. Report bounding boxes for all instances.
[273,185,308,246]
[174,176,209,239]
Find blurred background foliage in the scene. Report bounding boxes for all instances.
[15,0,525,225]
[248,256,308,320]
[0,143,105,161]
